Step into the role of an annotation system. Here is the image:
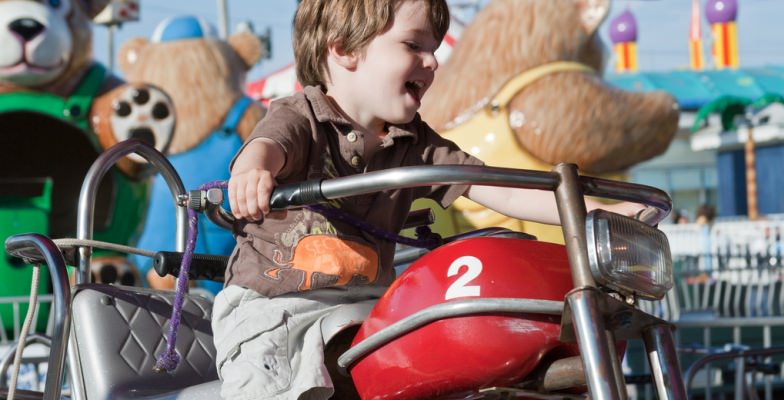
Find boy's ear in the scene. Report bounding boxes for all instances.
[327,41,358,69]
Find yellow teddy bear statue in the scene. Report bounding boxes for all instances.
[420,0,680,243]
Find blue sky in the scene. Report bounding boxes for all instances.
[91,0,784,83]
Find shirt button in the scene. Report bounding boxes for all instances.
[347,131,358,142]
[350,155,363,167]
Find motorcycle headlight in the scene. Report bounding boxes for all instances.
[586,210,673,300]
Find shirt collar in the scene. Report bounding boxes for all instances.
[385,121,419,145]
[305,86,353,126]
[304,86,420,145]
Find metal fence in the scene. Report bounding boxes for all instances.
[0,294,55,392]
[630,218,784,399]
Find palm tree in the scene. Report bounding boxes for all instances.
[693,94,784,219]
[745,94,784,219]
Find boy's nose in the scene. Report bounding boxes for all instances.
[423,52,438,71]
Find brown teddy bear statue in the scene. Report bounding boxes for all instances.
[118,16,266,292]
[0,0,175,291]
[420,0,680,243]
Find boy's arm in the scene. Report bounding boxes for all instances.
[228,138,286,221]
[465,185,645,226]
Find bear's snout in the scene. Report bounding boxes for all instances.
[9,18,45,42]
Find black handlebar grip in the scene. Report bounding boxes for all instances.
[269,178,324,209]
[153,251,229,281]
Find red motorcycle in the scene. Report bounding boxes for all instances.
[3,140,685,399]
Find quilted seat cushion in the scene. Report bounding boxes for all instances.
[71,284,217,399]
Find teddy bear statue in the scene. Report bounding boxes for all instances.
[118,15,266,291]
[0,0,175,305]
[419,0,680,243]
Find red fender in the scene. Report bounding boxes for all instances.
[349,237,580,399]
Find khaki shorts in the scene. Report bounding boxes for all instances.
[212,285,384,400]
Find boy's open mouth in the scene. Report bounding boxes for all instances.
[405,80,425,102]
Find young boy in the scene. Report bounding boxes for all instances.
[214,0,642,399]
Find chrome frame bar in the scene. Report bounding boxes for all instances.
[314,165,670,225]
[553,164,594,288]
[4,234,71,400]
[606,329,629,398]
[566,287,623,400]
[337,298,563,372]
[643,324,688,399]
[75,139,187,284]
[556,163,624,400]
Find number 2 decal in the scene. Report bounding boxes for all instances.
[445,256,483,300]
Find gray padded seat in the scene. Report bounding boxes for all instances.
[70,284,217,399]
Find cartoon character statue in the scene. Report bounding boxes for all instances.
[0,0,175,303]
[419,0,680,243]
[118,16,266,291]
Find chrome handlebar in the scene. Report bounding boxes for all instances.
[203,164,670,227]
[75,139,187,284]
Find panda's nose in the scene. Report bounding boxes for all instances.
[9,18,45,41]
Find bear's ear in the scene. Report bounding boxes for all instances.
[575,0,610,35]
[118,37,149,75]
[77,0,113,19]
[228,31,264,70]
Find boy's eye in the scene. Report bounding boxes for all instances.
[405,42,420,51]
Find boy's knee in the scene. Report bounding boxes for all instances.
[218,314,292,398]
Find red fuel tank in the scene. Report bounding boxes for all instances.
[349,237,579,399]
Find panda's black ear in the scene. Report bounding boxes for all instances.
[76,0,113,20]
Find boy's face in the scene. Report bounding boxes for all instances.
[350,0,440,127]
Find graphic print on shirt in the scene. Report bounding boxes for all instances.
[262,140,380,292]
[265,215,380,291]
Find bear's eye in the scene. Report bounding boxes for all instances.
[48,0,61,9]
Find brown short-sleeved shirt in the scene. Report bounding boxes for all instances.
[226,86,483,297]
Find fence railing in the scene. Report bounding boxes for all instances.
[630,217,784,399]
[0,294,54,392]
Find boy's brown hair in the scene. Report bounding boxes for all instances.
[293,0,450,91]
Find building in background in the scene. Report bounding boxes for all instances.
[605,0,784,220]
[609,67,784,218]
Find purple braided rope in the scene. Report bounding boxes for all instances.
[154,180,227,373]
[306,204,439,248]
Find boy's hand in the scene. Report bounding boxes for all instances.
[227,138,286,222]
[228,168,276,221]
